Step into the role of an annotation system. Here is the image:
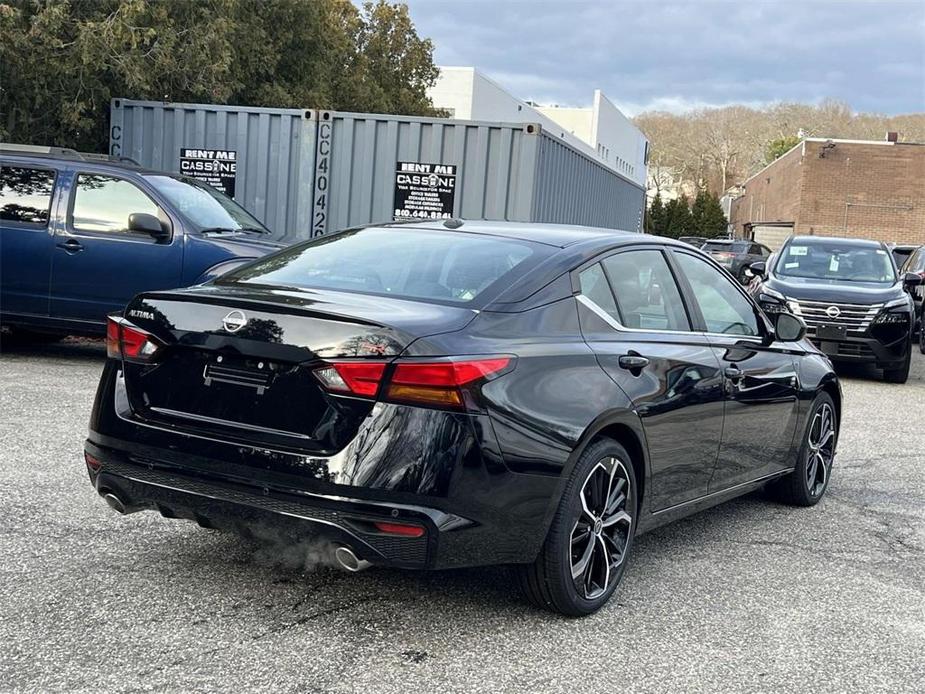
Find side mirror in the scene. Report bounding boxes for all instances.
[128,212,169,241]
[774,312,806,342]
[902,271,923,290]
[748,260,767,279]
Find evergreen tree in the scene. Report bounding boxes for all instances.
[700,192,729,237]
[663,195,693,239]
[690,190,709,235]
[647,193,666,235]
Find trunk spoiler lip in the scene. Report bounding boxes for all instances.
[129,289,388,329]
[131,285,480,330]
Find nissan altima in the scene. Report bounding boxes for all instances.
[85,220,841,616]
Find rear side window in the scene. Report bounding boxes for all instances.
[225,227,546,305]
[0,166,56,225]
[602,250,690,331]
[579,263,620,320]
[71,174,160,234]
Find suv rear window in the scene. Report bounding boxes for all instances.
[223,227,547,305]
[702,241,744,253]
[0,166,56,225]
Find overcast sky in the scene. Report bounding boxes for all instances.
[401,0,925,116]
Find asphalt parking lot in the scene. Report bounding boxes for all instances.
[1,340,923,693]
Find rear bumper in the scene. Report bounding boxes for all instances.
[85,441,441,568]
[85,363,561,569]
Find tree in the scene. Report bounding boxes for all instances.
[0,0,444,152]
[764,135,801,163]
[662,195,693,239]
[646,192,667,235]
[635,102,925,198]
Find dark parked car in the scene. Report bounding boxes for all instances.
[899,245,925,351]
[0,145,282,342]
[701,239,772,284]
[677,235,708,248]
[749,235,921,383]
[86,220,841,616]
[888,243,920,270]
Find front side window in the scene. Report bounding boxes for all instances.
[674,252,760,336]
[602,250,690,331]
[71,174,159,235]
[223,227,546,305]
[0,166,56,225]
[775,241,896,284]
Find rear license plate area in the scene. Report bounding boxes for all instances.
[203,359,274,395]
[815,323,846,340]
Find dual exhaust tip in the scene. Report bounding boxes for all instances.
[101,491,372,573]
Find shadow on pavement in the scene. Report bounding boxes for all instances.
[0,336,106,361]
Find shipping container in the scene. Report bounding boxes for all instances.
[111,99,645,243]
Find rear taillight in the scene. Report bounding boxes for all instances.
[313,362,387,397]
[313,356,513,410]
[106,316,161,362]
[386,358,511,408]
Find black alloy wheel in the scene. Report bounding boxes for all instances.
[771,392,837,506]
[518,438,637,616]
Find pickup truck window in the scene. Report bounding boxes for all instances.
[0,166,56,226]
[71,174,160,235]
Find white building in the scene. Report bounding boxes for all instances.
[428,67,648,188]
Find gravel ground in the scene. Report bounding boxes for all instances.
[1,338,923,693]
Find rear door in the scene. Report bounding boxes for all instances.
[0,163,60,317]
[50,170,183,325]
[576,246,725,511]
[670,249,800,490]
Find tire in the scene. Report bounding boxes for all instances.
[770,392,836,506]
[883,348,911,384]
[919,319,925,355]
[517,438,637,617]
[0,327,66,347]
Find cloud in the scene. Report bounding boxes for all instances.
[402,0,925,115]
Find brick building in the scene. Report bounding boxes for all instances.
[729,136,925,249]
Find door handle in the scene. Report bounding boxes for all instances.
[618,354,649,372]
[56,239,84,254]
[724,366,744,382]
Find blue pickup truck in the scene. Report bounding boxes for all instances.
[0,145,282,342]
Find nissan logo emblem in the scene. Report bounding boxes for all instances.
[825,305,841,319]
[222,310,248,333]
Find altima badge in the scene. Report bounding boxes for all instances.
[222,310,248,332]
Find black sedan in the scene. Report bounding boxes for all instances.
[86,220,841,616]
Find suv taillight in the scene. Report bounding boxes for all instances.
[313,357,513,410]
[106,316,161,362]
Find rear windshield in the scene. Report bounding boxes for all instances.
[221,227,546,304]
[776,241,896,283]
[703,241,743,253]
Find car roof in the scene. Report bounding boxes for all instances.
[788,235,885,249]
[378,219,642,249]
[0,149,165,176]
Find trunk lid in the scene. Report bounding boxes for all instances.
[119,285,476,453]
